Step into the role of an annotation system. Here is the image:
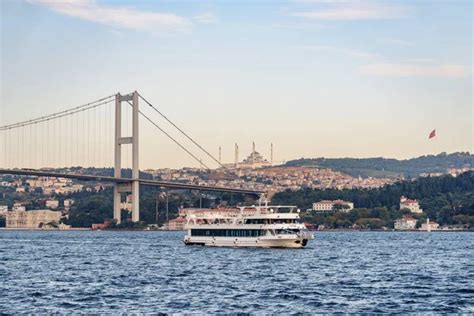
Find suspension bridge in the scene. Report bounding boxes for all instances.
[0,91,264,223]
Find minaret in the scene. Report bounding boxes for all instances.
[218,146,222,165]
[234,143,239,168]
[270,143,273,165]
[252,141,256,165]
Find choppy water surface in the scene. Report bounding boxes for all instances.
[0,231,473,314]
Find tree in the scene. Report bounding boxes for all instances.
[333,203,350,211]
[355,218,384,229]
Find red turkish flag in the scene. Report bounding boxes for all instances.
[429,129,436,139]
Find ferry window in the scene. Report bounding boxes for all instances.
[191,229,208,236]
[191,229,266,237]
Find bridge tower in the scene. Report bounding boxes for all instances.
[114,91,139,224]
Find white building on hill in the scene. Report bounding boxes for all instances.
[312,200,354,212]
[400,196,423,214]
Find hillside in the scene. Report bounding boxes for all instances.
[284,152,473,178]
[272,171,474,227]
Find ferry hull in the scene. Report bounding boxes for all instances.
[184,236,310,248]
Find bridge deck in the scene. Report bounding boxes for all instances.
[0,169,264,196]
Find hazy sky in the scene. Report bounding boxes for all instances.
[1,0,472,169]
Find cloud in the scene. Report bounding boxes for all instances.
[304,45,379,59]
[359,63,470,78]
[293,2,410,20]
[193,13,219,24]
[28,0,191,32]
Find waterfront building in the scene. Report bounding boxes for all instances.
[6,209,62,229]
[420,219,439,231]
[394,216,417,230]
[400,196,423,213]
[165,217,186,230]
[312,200,354,212]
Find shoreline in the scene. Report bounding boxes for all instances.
[0,227,90,231]
[0,228,472,232]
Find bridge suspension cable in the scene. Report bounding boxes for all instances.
[0,94,115,131]
[138,93,225,169]
[1,94,116,170]
[123,99,211,170]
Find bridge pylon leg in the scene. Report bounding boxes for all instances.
[114,92,122,224]
[131,180,139,222]
[131,91,139,222]
[114,186,121,224]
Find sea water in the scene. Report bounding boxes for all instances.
[0,231,472,313]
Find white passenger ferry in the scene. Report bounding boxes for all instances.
[183,205,314,248]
